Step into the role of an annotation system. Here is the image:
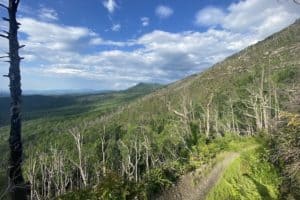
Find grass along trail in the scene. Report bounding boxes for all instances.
[156,142,280,200]
[155,152,239,200]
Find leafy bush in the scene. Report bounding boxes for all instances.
[272,67,297,84]
[144,162,182,196]
[269,112,300,199]
[58,172,146,200]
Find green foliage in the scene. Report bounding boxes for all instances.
[144,165,177,195]
[1,17,299,200]
[59,164,182,200]
[0,83,161,126]
[189,134,257,168]
[269,113,300,199]
[59,172,146,200]
[207,146,281,200]
[272,67,298,84]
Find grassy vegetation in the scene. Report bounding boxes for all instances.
[1,19,299,200]
[58,136,270,200]
[206,145,281,200]
[188,134,258,169]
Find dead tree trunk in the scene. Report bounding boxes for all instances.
[205,94,214,138]
[0,0,27,199]
[68,124,88,188]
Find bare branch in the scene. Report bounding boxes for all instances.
[2,30,9,35]
[172,109,188,119]
[0,3,8,10]
[294,0,300,4]
[18,44,25,49]
[2,17,9,21]
[0,34,8,39]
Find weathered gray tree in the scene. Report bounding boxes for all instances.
[0,0,27,199]
[293,0,300,4]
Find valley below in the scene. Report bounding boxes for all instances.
[0,15,300,200]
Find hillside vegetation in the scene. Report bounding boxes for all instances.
[0,83,162,127]
[0,20,299,200]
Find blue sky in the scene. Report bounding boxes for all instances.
[0,0,299,91]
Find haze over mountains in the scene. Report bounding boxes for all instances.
[0,83,162,96]
[0,82,162,126]
[0,16,299,200]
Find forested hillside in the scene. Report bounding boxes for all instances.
[0,83,162,127]
[0,19,299,200]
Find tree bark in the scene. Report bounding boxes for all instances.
[2,0,28,199]
[206,94,214,137]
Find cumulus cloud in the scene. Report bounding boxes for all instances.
[155,5,173,18]
[195,7,225,26]
[19,18,95,52]
[20,26,256,89]
[195,0,300,38]
[1,0,300,90]
[102,0,117,14]
[111,23,121,32]
[89,37,103,45]
[38,7,58,21]
[141,17,150,27]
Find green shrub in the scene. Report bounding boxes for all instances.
[272,67,297,84]
[207,147,281,200]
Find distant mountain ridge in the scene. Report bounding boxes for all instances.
[0,82,162,126]
[0,83,162,96]
[126,82,163,93]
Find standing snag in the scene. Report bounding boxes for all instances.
[0,0,27,199]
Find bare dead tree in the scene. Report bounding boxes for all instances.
[68,123,88,188]
[0,0,27,199]
[293,0,300,4]
[205,94,214,138]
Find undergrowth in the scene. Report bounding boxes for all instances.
[206,145,281,200]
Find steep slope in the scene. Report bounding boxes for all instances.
[0,20,299,200]
[114,19,300,125]
[63,19,298,199]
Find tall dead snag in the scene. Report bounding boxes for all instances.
[0,0,27,199]
[68,123,88,188]
[205,94,214,138]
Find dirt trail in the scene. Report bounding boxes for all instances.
[154,152,239,200]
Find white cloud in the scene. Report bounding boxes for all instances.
[89,37,134,47]
[35,28,257,88]
[111,23,121,32]
[141,17,150,27]
[155,5,173,18]
[103,0,117,14]
[1,0,300,91]
[45,66,84,75]
[195,7,225,26]
[195,0,300,38]
[19,18,93,51]
[38,7,58,21]
[89,37,103,45]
